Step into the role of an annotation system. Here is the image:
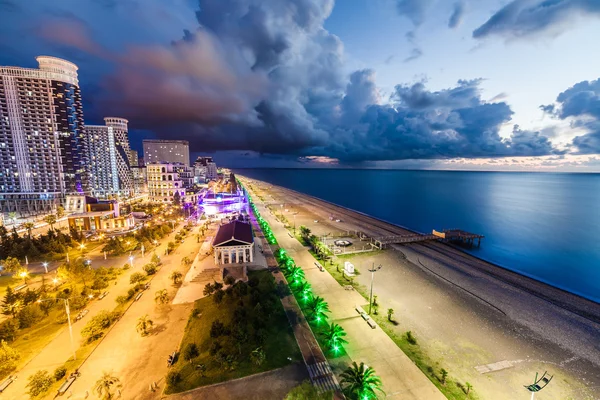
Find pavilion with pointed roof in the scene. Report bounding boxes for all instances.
[212,220,255,265]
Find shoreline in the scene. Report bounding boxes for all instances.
[249,181,600,312]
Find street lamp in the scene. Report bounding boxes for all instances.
[19,270,28,283]
[368,263,382,315]
[43,262,48,274]
[37,297,77,361]
[129,256,134,267]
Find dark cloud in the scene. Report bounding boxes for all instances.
[542,78,600,154]
[3,0,567,163]
[448,1,466,29]
[473,0,600,39]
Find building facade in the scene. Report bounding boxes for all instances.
[0,56,88,216]
[143,139,190,166]
[67,195,135,232]
[147,162,195,203]
[85,117,133,198]
[206,162,218,181]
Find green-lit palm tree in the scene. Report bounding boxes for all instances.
[307,296,330,323]
[94,371,122,400]
[322,323,348,352]
[136,315,154,336]
[340,362,384,400]
[295,280,312,300]
[288,266,305,284]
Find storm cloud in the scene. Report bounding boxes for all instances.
[473,0,600,39]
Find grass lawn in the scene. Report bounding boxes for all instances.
[165,270,302,394]
[0,274,24,291]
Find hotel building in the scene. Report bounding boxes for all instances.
[0,56,88,216]
[147,162,196,204]
[85,117,134,198]
[143,139,190,166]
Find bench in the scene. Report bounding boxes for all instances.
[98,291,108,300]
[57,375,77,396]
[14,284,27,291]
[0,375,15,393]
[367,319,377,329]
[135,292,143,301]
[75,309,89,321]
[361,312,370,321]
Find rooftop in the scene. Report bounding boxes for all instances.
[213,220,254,247]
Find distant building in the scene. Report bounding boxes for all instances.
[143,139,190,166]
[147,162,196,204]
[66,195,135,232]
[129,149,139,167]
[206,162,218,181]
[85,117,134,198]
[131,166,147,194]
[0,56,88,216]
[173,164,194,189]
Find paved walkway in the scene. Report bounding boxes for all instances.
[244,179,445,400]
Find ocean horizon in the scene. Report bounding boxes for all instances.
[235,168,600,304]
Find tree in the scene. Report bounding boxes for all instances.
[154,289,169,305]
[1,287,21,317]
[387,308,394,322]
[465,382,473,397]
[43,214,57,231]
[181,256,192,266]
[322,323,348,351]
[23,222,35,239]
[307,296,330,323]
[288,266,305,284]
[151,253,161,265]
[172,191,181,206]
[2,257,22,274]
[54,366,67,381]
[340,361,384,400]
[56,206,65,219]
[299,226,311,238]
[183,343,199,363]
[136,315,154,336]
[224,275,235,286]
[143,262,157,275]
[94,372,122,400]
[439,368,448,385]
[203,282,215,296]
[250,346,266,366]
[26,370,53,397]
[285,380,333,400]
[81,310,119,343]
[213,289,225,304]
[295,280,312,299]
[0,340,20,378]
[129,272,145,284]
[169,270,183,285]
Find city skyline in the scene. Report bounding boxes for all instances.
[1,0,599,172]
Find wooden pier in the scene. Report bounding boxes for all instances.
[372,229,484,249]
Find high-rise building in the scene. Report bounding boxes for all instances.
[129,149,139,167]
[206,162,218,180]
[85,117,133,198]
[143,139,190,166]
[147,162,196,204]
[0,56,88,216]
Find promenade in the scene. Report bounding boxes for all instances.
[245,180,445,399]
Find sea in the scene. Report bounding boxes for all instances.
[235,169,600,304]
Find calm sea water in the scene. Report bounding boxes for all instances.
[236,169,600,303]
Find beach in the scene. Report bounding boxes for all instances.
[241,176,600,400]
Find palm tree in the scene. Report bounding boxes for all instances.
[136,315,154,336]
[465,382,473,397]
[288,266,305,284]
[23,222,35,239]
[307,296,330,323]
[322,323,348,352]
[94,372,122,400]
[154,289,169,305]
[43,214,57,231]
[295,280,312,300]
[56,206,65,219]
[8,212,17,223]
[340,362,384,400]
[300,226,311,238]
[169,270,183,285]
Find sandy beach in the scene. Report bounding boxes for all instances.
[242,176,600,400]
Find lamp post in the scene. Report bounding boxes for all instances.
[129,256,134,267]
[368,263,382,315]
[36,297,77,361]
[43,262,48,274]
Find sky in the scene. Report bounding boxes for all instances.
[1,0,600,171]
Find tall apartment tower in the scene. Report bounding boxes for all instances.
[143,139,190,166]
[0,56,88,216]
[85,117,134,198]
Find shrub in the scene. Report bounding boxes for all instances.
[26,370,53,397]
[122,263,131,270]
[18,305,43,329]
[183,343,199,362]
[210,320,227,338]
[151,253,162,266]
[405,331,417,345]
[54,366,67,381]
[0,340,20,378]
[224,275,236,285]
[81,310,120,343]
[116,295,128,305]
[166,371,181,387]
[130,272,145,284]
[209,341,222,356]
[143,263,157,275]
[213,289,225,304]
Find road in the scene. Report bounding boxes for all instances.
[243,178,445,400]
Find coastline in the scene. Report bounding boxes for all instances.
[249,181,600,310]
[242,176,600,399]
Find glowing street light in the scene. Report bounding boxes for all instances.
[42,262,48,274]
[129,256,134,267]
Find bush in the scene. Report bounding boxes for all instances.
[0,340,20,378]
[213,289,225,304]
[81,310,120,343]
[224,275,236,285]
[0,320,19,342]
[26,370,53,397]
[210,320,227,338]
[151,253,162,266]
[130,272,145,284]
[116,295,128,305]
[406,331,418,345]
[183,343,199,362]
[166,370,181,387]
[143,263,157,275]
[18,305,43,329]
[122,263,131,270]
[54,366,67,380]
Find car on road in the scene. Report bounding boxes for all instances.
[314,220,319,223]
